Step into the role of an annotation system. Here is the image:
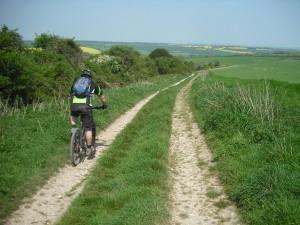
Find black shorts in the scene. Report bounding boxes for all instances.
[70,104,95,130]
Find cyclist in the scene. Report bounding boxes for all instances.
[70,69,107,159]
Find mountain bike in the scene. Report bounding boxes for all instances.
[70,106,105,166]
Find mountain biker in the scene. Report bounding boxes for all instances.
[70,69,107,159]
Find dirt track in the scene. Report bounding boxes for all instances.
[169,73,241,225]
[6,92,159,225]
[5,74,195,225]
[6,73,241,225]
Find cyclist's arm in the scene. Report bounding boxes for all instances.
[70,78,77,94]
[94,83,107,106]
[99,94,107,105]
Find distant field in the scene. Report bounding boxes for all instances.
[24,40,300,57]
[80,46,101,54]
[77,41,297,57]
[190,55,258,65]
[210,56,300,83]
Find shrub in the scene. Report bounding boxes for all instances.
[0,25,23,51]
[149,48,171,59]
[34,33,82,66]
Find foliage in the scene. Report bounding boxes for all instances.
[86,46,194,86]
[149,48,171,59]
[0,48,77,104]
[0,25,23,51]
[34,33,82,66]
[0,25,194,106]
[154,56,194,75]
[190,75,300,225]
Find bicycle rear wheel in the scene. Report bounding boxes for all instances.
[70,128,82,166]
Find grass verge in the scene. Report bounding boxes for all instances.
[0,74,186,222]
[56,81,183,225]
[189,75,300,225]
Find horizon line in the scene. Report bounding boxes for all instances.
[23,39,300,51]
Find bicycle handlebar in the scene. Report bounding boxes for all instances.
[92,105,108,110]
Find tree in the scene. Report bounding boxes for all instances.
[149,48,171,59]
[34,33,82,66]
[0,25,23,50]
[214,61,220,67]
[33,33,57,49]
[107,46,140,67]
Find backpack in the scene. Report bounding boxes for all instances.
[72,76,92,98]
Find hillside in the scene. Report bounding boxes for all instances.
[24,40,300,57]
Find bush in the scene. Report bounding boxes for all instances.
[0,25,195,105]
[0,26,78,104]
[214,61,220,67]
[149,48,171,59]
[154,56,194,75]
[0,49,77,104]
[34,33,82,66]
[0,51,33,103]
[0,25,23,51]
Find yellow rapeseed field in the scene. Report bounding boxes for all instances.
[80,46,101,54]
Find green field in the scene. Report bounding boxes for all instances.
[190,75,300,225]
[212,57,300,83]
[189,53,300,225]
[190,55,300,83]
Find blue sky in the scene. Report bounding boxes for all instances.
[0,0,300,49]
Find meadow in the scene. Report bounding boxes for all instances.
[191,55,300,83]
[190,72,300,224]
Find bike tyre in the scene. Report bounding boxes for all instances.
[70,128,82,166]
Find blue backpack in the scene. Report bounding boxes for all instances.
[72,76,92,98]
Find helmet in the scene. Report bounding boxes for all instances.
[81,69,92,77]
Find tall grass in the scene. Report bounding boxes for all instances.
[190,75,300,225]
[0,97,69,117]
[203,80,278,124]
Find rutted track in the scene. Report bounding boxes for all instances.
[5,75,194,225]
[6,92,159,225]
[169,72,241,225]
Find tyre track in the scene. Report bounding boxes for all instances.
[5,75,194,225]
[169,72,241,225]
[6,92,158,225]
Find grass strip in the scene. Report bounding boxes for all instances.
[56,82,183,225]
[189,75,300,225]
[0,74,186,222]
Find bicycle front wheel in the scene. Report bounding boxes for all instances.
[70,128,82,166]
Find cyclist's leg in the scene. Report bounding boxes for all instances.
[80,105,93,146]
[92,126,96,146]
[91,111,96,147]
[70,116,77,126]
[70,104,80,127]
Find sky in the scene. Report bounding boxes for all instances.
[0,0,300,49]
